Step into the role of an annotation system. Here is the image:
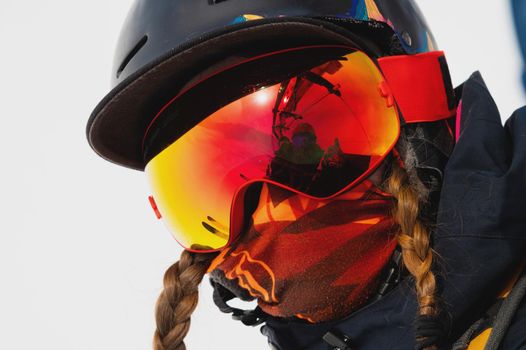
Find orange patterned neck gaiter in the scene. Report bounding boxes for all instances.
[208,180,398,323]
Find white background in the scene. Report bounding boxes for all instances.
[0,1,524,349]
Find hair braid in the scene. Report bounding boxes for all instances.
[153,250,216,350]
[386,161,439,348]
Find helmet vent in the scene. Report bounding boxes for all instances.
[208,0,229,4]
[116,35,148,79]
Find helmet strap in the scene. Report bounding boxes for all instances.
[210,279,267,326]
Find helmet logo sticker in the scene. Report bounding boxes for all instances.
[231,14,264,24]
[346,0,387,23]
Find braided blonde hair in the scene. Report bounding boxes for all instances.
[153,250,216,350]
[386,160,439,348]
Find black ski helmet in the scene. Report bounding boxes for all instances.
[86,0,440,171]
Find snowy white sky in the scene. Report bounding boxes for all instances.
[0,1,524,349]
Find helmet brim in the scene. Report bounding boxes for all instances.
[86,18,378,171]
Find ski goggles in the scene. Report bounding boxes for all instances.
[143,45,455,252]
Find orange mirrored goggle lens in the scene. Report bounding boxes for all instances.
[144,46,400,252]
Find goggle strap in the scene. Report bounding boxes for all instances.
[378,51,456,124]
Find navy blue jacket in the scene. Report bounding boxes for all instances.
[512,0,526,90]
[262,72,526,349]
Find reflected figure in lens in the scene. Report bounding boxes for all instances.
[269,122,371,196]
[269,122,325,193]
[267,67,373,196]
[288,123,324,165]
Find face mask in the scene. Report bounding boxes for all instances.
[208,180,397,323]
